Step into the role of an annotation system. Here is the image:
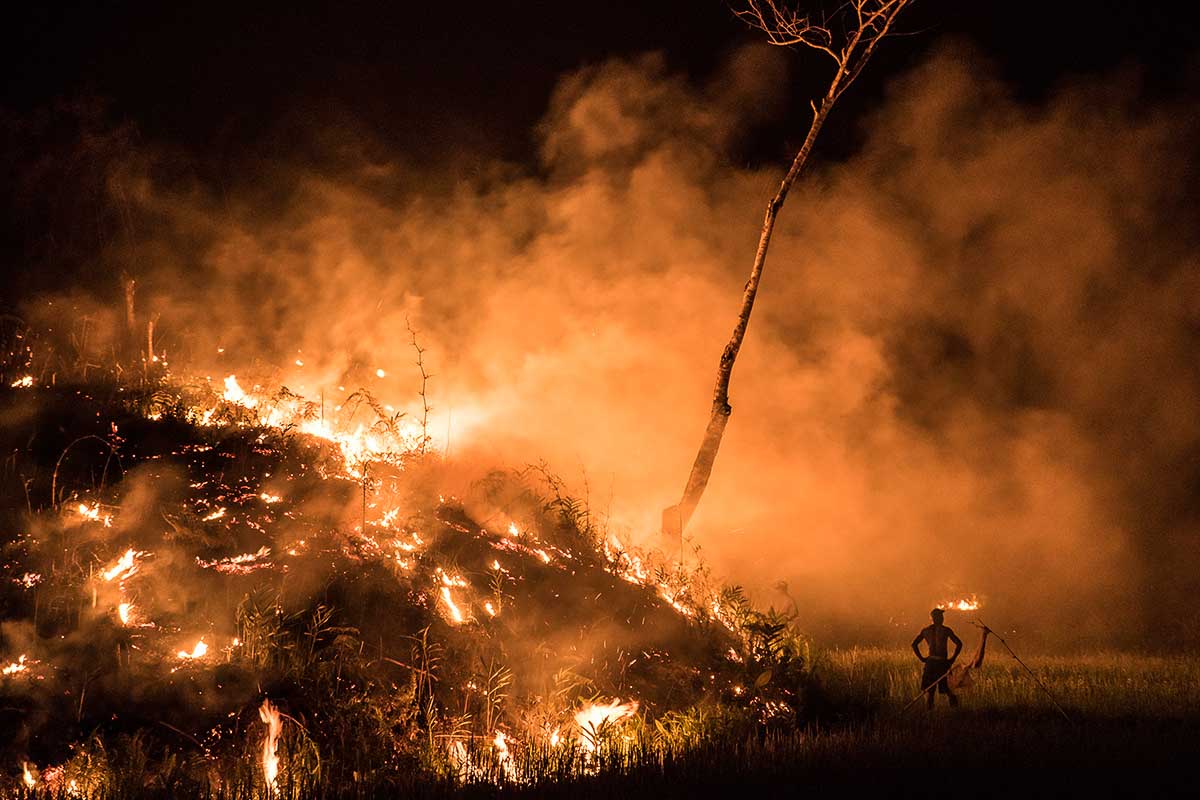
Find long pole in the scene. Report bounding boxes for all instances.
[977,618,1074,725]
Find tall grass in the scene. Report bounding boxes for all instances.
[11,649,1199,798]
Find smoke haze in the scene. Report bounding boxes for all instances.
[12,42,1200,649]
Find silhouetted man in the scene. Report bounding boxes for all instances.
[912,608,963,709]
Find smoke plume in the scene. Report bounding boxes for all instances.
[14,42,1200,648]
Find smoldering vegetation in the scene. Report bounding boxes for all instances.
[0,370,818,796]
[3,40,1199,654]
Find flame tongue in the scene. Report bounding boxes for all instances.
[177,639,208,659]
[102,548,141,582]
[259,699,282,791]
[573,698,639,752]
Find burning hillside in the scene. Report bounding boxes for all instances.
[0,357,813,796]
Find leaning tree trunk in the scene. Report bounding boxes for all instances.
[662,100,832,541]
[663,0,911,541]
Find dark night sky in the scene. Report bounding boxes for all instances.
[4,1,1198,166]
[1,1,1198,304]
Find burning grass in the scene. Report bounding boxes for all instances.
[2,335,1193,798]
[0,366,816,797]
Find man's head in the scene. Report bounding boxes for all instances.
[930,608,945,624]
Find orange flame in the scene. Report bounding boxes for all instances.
[573,698,639,752]
[102,549,140,582]
[3,655,30,676]
[259,699,282,792]
[938,595,982,612]
[176,639,208,660]
[222,375,257,408]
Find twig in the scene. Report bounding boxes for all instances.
[51,435,123,509]
[406,316,433,454]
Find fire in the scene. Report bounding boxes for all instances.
[202,507,227,521]
[259,698,282,792]
[483,600,497,617]
[439,586,466,625]
[196,546,272,574]
[177,639,208,660]
[492,730,515,779]
[222,375,257,408]
[22,762,35,788]
[939,595,982,612]
[506,522,520,537]
[118,602,133,625]
[260,491,282,504]
[101,549,140,582]
[3,655,29,676]
[573,698,639,752]
[11,375,34,388]
[76,502,113,527]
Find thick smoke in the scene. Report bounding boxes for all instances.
[21,42,1200,648]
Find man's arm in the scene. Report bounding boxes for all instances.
[948,629,963,662]
[911,632,927,662]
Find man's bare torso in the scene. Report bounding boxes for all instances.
[919,623,956,659]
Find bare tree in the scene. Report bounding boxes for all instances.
[663,0,913,540]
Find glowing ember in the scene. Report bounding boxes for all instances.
[177,639,208,660]
[483,600,497,617]
[657,586,694,617]
[259,698,282,792]
[197,546,272,574]
[375,368,386,378]
[573,698,639,752]
[11,375,34,388]
[260,492,282,504]
[102,549,141,582]
[202,507,227,521]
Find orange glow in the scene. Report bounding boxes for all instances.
[176,639,208,660]
[102,549,140,582]
[573,698,638,752]
[259,699,282,792]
